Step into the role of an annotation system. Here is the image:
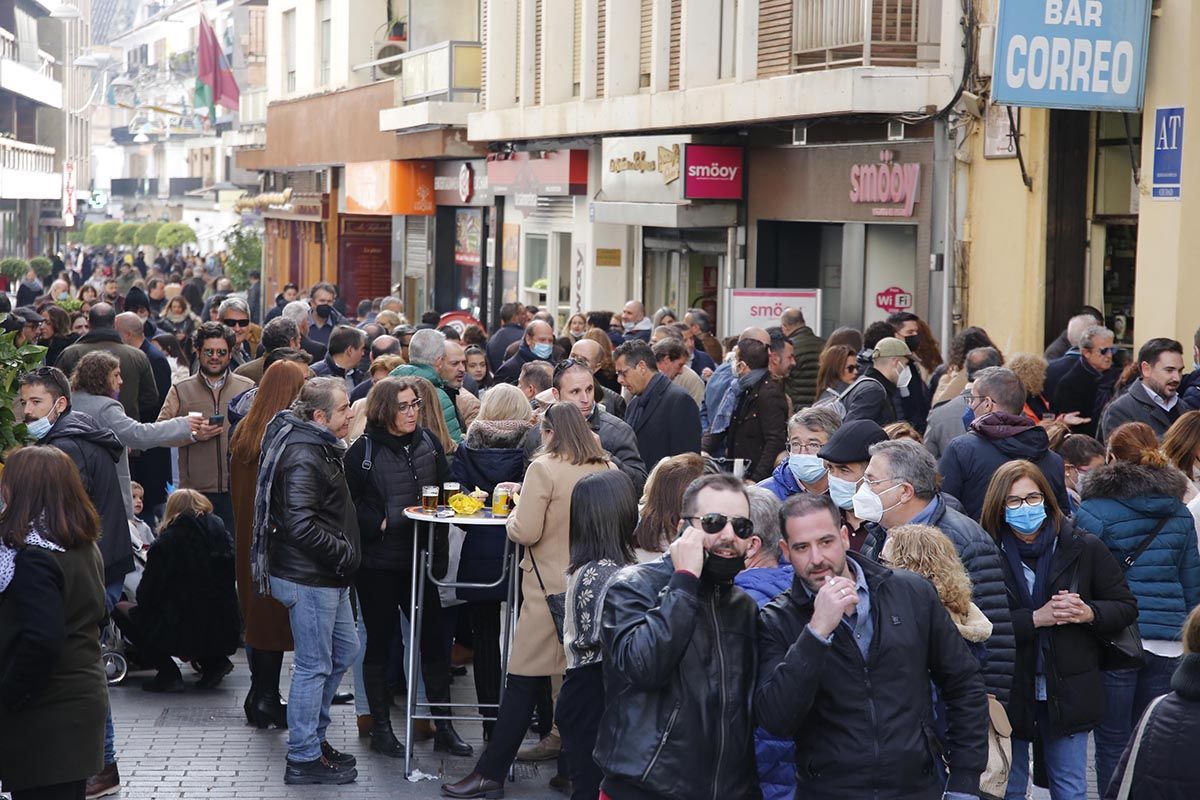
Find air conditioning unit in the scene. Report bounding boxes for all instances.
[372,40,406,81]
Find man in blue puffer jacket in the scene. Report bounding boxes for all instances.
[735,487,796,800]
[1073,452,1200,792]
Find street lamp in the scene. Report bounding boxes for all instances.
[74,53,102,68]
[132,132,150,143]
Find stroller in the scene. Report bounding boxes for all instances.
[100,615,129,685]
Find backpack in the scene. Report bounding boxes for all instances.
[813,376,883,420]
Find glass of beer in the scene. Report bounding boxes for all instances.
[492,487,511,517]
[443,482,462,504]
[421,486,439,512]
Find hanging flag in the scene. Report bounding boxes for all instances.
[194,15,240,124]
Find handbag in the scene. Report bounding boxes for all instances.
[1113,693,1168,800]
[528,550,565,644]
[1072,515,1170,672]
[978,695,1013,800]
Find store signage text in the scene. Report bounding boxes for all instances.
[683,145,744,200]
[876,286,914,314]
[1152,106,1185,200]
[727,289,822,337]
[608,145,681,185]
[992,0,1151,112]
[849,151,921,217]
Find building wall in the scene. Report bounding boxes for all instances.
[265,0,387,101]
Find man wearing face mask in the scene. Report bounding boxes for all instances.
[856,439,1015,703]
[620,299,654,342]
[938,367,1071,520]
[815,419,889,553]
[494,320,557,386]
[306,282,345,348]
[924,347,1004,459]
[840,337,910,427]
[596,474,759,799]
[702,338,789,482]
[760,408,841,502]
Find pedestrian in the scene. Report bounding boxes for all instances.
[55,303,159,421]
[924,346,1004,459]
[1054,325,1119,438]
[814,344,858,406]
[162,295,199,346]
[234,317,301,384]
[594,473,759,799]
[631,452,707,562]
[816,419,889,552]
[620,300,653,341]
[156,322,255,534]
[556,469,638,800]
[310,324,367,391]
[1045,313,1104,401]
[494,320,557,385]
[486,302,526,373]
[707,333,794,480]
[281,299,327,362]
[346,355,403,442]
[1045,306,1104,362]
[756,492,989,800]
[344,376,471,760]
[263,282,298,323]
[1099,338,1186,441]
[1103,605,1200,800]
[442,403,612,799]
[651,333,705,407]
[702,327,767,435]
[412,375,458,453]
[523,357,647,493]
[856,439,1016,702]
[441,339,481,432]
[616,339,702,468]
[252,377,361,785]
[1072,421,1200,791]
[888,311,939,432]
[583,327,621,394]
[561,311,589,344]
[464,344,491,391]
[389,328,464,442]
[1057,432,1106,514]
[228,360,308,729]
[112,490,241,692]
[1162,409,1200,490]
[938,366,1072,519]
[684,307,724,366]
[39,304,78,367]
[779,307,825,409]
[840,336,910,426]
[0,446,108,800]
[758,407,841,502]
[569,337,625,417]
[306,282,345,347]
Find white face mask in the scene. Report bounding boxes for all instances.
[851,481,903,524]
[896,364,913,389]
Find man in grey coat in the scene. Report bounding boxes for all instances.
[1098,337,1186,442]
[523,358,648,495]
[924,346,1004,459]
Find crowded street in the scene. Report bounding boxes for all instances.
[1,1,1198,800]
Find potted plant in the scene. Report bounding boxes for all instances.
[28,256,53,279]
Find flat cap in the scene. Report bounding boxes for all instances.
[817,419,888,464]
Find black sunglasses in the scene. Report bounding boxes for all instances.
[683,513,755,539]
[222,318,251,328]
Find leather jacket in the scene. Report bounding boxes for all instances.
[596,556,760,800]
[266,414,361,588]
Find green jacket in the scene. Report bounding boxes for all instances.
[389,362,463,442]
[784,325,825,409]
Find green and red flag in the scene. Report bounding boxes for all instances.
[194,15,239,124]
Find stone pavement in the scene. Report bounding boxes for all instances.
[108,653,562,799]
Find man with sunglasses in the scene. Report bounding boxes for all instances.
[755,492,988,800]
[218,297,253,366]
[157,322,254,534]
[1052,325,1119,439]
[597,474,759,800]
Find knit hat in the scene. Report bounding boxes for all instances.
[125,285,151,314]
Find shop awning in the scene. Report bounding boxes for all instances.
[589,200,737,228]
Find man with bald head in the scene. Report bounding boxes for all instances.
[571,337,626,417]
[441,339,480,431]
[702,327,770,435]
[57,302,159,420]
[494,319,556,385]
[622,300,653,342]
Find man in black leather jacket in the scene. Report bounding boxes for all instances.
[756,493,988,800]
[596,473,759,800]
[260,377,362,786]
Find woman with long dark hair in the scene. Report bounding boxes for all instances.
[814,344,859,404]
[229,360,308,728]
[0,446,107,800]
[38,304,77,367]
[151,331,191,383]
[981,460,1137,800]
[631,453,706,561]
[442,403,611,799]
[557,469,637,800]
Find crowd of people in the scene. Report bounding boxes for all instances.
[0,249,1199,800]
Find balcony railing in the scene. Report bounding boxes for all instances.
[363,40,480,105]
[0,137,55,174]
[794,0,938,71]
[0,28,59,80]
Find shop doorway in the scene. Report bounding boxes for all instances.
[755,221,842,335]
[643,228,725,330]
[1102,223,1138,347]
[1045,109,1091,347]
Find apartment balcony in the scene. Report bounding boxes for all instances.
[377,41,482,134]
[0,138,59,200]
[0,28,62,109]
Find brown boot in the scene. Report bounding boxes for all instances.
[356,714,373,738]
[411,718,435,742]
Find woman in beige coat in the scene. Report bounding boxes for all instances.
[442,402,611,799]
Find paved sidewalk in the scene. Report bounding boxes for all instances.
[108,653,562,799]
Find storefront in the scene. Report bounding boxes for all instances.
[429,159,496,324]
[748,140,935,336]
[246,189,329,306]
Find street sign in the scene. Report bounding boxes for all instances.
[726,289,821,337]
[875,286,914,315]
[1152,107,1185,200]
[992,0,1153,112]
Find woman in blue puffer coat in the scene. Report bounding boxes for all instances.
[1073,421,1200,794]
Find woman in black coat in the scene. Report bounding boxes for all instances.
[1104,605,1200,800]
[979,461,1137,800]
[112,490,241,692]
[449,382,535,738]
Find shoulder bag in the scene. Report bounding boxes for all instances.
[528,550,565,644]
[1113,693,1168,800]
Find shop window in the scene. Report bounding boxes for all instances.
[1094,112,1141,217]
[523,233,548,302]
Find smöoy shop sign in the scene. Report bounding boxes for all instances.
[850,150,921,218]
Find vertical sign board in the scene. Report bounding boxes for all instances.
[1152,107,1185,200]
[992,0,1153,112]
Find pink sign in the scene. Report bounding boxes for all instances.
[850,150,921,217]
[684,145,744,200]
[875,286,914,314]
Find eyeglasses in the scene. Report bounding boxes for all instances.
[202,348,229,358]
[1004,492,1044,510]
[845,364,859,374]
[1097,347,1117,356]
[397,398,423,415]
[221,318,251,328]
[787,438,826,455]
[682,513,755,539]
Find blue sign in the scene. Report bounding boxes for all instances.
[992,0,1152,112]
[1152,107,1185,200]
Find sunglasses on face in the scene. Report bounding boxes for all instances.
[683,513,755,539]
[222,318,251,328]
[202,348,229,358]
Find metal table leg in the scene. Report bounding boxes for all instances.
[403,520,421,777]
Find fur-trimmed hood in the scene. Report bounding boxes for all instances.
[952,602,994,644]
[1080,461,1189,503]
[464,419,533,450]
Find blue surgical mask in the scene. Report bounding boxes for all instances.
[827,474,857,510]
[1005,502,1047,535]
[788,454,827,484]
[622,320,635,331]
[532,342,554,359]
[26,415,53,440]
[961,405,975,430]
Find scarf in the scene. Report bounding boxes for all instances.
[710,368,768,436]
[0,523,65,593]
[1002,523,1056,675]
[249,412,341,594]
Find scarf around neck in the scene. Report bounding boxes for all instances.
[0,524,65,593]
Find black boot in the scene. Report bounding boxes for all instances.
[247,649,287,729]
[425,661,474,757]
[363,664,405,758]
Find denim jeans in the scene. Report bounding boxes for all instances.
[103,578,124,766]
[1005,702,1089,800]
[351,613,426,716]
[1093,652,1179,794]
[269,577,359,763]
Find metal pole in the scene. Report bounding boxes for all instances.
[403,521,420,777]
